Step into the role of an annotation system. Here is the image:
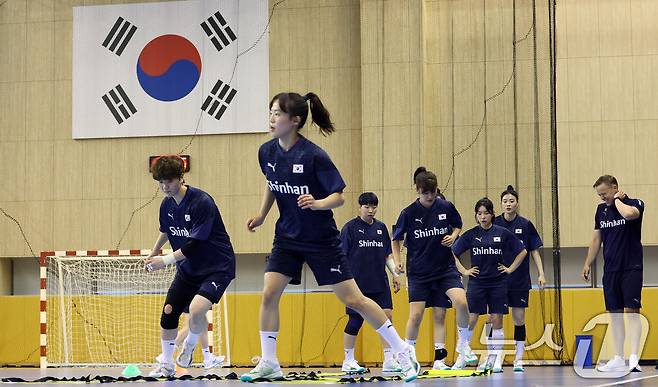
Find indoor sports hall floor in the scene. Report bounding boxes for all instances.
[1,366,658,386]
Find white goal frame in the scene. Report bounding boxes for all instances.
[39,249,231,368]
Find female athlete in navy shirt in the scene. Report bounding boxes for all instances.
[339,192,402,374]
[452,198,526,373]
[241,92,419,382]
[145,155,236,377]
[392,168,476,371]
[493,185,545,372]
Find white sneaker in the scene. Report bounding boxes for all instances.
[476,352,492,372]
[382,358,402,373]
[175,343,195,369]
[432,359,451,370]
[452,354,467,370]
[240,358,284,381]
[203,354,225,370]
[341,359,366,374]
[597,356,627,372]
[148,362,175,378]
[456,342,478,365]
[629,354,641,372]
[513,360,524,372]
[396,345,421,382]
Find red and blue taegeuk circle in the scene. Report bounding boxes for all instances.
[136,34,202,102]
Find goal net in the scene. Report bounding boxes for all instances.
[40,250,230,368]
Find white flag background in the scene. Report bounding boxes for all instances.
[72,0,269,139]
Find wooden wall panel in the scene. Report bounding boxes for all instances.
[557,0,658,245]
[1,0,656,256]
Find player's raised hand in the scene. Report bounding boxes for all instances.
[247,214,265,232]
[145,256,166,272]
[614,190,627,201]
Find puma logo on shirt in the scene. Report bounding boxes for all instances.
[267,162,276,172]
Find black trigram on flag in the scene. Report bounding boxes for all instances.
[102,17,138,56]
[201,80,237,120]
[102,85,137,124]
[200,11,237,52]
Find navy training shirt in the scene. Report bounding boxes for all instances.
[258,135,347,251]
[159,186,236,279]
[452,224,525,288]
[494,215,543,290]
[391,198,463,283]
[340,217,392,293]
[594,197,644,272]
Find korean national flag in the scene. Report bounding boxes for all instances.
[72,0,269,139]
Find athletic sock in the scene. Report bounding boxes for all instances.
[184,331,201,349]
[383,348,394,362]
[259,331,279,362]
[161,340,176,364]
[492,329,504,364]
[202,347,213,362]
[513,324,526,361]
[515,341,525,361]
[457,327,472,346]
[375,320,407,353]
[344,348,355,361]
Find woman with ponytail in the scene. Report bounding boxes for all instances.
[241,93,419,382]
[493,185,545,372]
[391,167,476,371]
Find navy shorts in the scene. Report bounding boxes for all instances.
[507,289,530,308]
[266,245,353,286]
[602,270,643,311]
[166,271,232,311]
[467,284,509,315]
[408,274,463,308]
[346,291,393,316]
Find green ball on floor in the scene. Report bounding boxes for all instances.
[121,364,141,378]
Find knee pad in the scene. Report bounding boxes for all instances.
[514,324,526,342]
[344,314,364,336]
[160,303,184,330]
[434,348,448,361]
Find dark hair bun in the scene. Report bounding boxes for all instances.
[507,185,514,191]
[413,166,427,181]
